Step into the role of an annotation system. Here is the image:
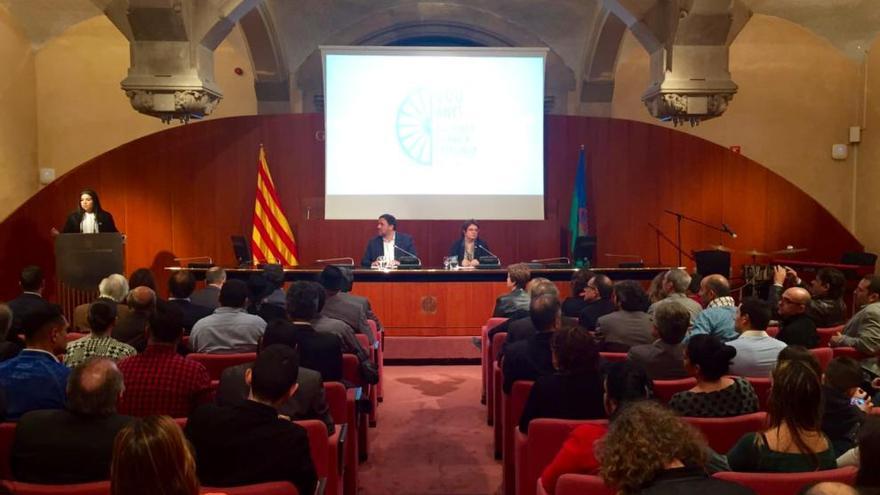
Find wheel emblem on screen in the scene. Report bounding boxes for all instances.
[396,89,433,165]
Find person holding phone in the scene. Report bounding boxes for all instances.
[821,356,871,456]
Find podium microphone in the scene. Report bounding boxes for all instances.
[722,223,738,239]
[393,244,422,267]
[476,243,502,265]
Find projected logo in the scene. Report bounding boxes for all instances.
[396,89,433,165]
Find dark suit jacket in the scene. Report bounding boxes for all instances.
[447,238,493,264]
[361,232,417,267]
[185,401,317,494]
[217,362,334,435]
[12,409,133,484]
[502,331,555,394]
[493,288,530,318]
[168,299,214,334]
[7,293,48,335]
[191,286,221,309]
[778,313,819,348]
[627,340,689,380]
[499,317,538,362]
[561,297,588,318]
[62,210,118,233]
[322,294,375,343]
[111,310,150,352]
[519,372,605,433]
[595,310,655,352]
[578,298,616,331]
[284,321,343,382]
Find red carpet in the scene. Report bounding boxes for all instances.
[359,365,501,494]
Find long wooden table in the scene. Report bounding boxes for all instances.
[168,266,672,337]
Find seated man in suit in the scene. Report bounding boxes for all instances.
[831,275,880,376]
[0,304,70,420]
[318,266,376,344]
[492,263,532,319]
[12,357,133,483]
[167,270,213,334]
[500,279,559,356]
[191,266,225,309]
[112,286,156,353]
[776,287,819,348]
[647,268,703,326]
[628,301,689,379]
[216,320,334,435]
[577,274,615,331]
[186,344,317,494]
[73,274,130,332]
[561,269,594,318]
[361,213,418,268]
[688,274,738,343]
[770,265,847,327]
[7,265,48,343]
[502,294,560,394]
[595,280,654,352]
[281,281,344,383]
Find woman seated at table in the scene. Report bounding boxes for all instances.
[448,219,492,267]
[727,358,837,472]
[668,334,759,417]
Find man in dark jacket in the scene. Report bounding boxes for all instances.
[776,287,819,348]
[502,294,560,394]
[821,357,869,455]
[577,274,615,331]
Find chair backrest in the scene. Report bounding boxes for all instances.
[366,319,378,337]
[652,377,697,404]
[816,326,844,348]
[355,333,370,350]
[0,422,16,480]
[598,352,627,363]
[833,347,869,360]
[681,412,768,453]
[510,381,535,430]
[744,376,772,411]
[185,353,257,381]
[713,466,857,495]
[526,419,609,495]
[293,419,330,480]
[491,332,507,362]
[202,481,298,495]
[66,332,86,343]
[1,481,111,495]
[341,354,361,386]
[323,381,348,426]
[765,326,779,338]
[555,474,615,495]
[809,347,833,372]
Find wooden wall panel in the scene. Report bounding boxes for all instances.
[0,114,862,303]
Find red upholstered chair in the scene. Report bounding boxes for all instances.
[1,481,110,495]
[0,422,16,479]
[833,347,870,360]
[713,466,857,495]
[482,318,508,405]
[173,417,187,429]
[365,319,383,403]
[294,419,339,495]
[745,376,772,411]
[342,354,369,464]
[489,331,508,428]
[765,326,779,338]
[65,332,86,343]
[185,352,257,381]
[322,382,350,495]
[816,325,845,348]
[553,474,615,495]
[354,333,378,428]
[202,482,298,494]
[502,381,534,495]
[681,412,768,453]
[652,377,697,404]
[809,347,833,372]
[516,419,608,495]
[598,352,627,363]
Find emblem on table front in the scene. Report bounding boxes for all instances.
[421,296,438,314]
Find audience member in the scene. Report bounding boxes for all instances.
[519,326,604,432]
[669,334,758,417]
[728,297,787,377]
[628,301,689,379]
[12,357,133,483]
[502,294,560,394]
[562,269,594,318]
[117,303,211,417]
[190,279,266,353]
[73,274,130,331]
[802,483,859,495]
[112,286,156,352]
[0,303,69,420]
[318,265,376,344]
[540,361,654,494]
[492,263,532,318]
[64,300,136,368]
[777,345,823,376]
[728,358,836,472]
[648,268,703,325]
[280,281,343,382]
[646,271,667,305]
[7,265,48,338]
[128,267,158,292]
[310,286,370,363]
[595,280,653,352]
[216,321,334,434]
[598,401,753,495]
[689,274,738,343]
[186,344,317,493]
[821,357,869,456]
[838,416,880,495]
[831,275,880,377]
[167,271,213,334]
[770,266,847,327]
[111,415,200,495]
[0,303,21,361]
[336,269,385,337]
[191,267,225,309]
[776,287,819,348]
[502,279,559,349]
[577,274,615,331]
[261,264,287,308]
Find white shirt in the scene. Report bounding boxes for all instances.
[727,330,788,377]
[382,233,396,263]
[80,212,98,233]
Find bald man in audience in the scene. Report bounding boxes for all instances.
[776,287,819,348]
[12,357,133,483]
[832,275,880,376]
[112,286,157,352]
[687,275,737,343]
[802,482,859,495]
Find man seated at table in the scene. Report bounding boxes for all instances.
[361,213,418,268]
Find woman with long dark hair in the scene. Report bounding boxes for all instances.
[61,189,118,233]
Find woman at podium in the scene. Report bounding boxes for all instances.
[448,219,492,267]
[61,189,118,234]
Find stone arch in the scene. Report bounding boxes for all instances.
[577,9,627,116]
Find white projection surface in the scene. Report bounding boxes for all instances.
[322,46,546,220]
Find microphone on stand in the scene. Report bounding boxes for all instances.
[476,243,502,265]
[315,257,356,266]
[394,244,422,267]
[721,223,738,238]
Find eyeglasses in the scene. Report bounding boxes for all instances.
[781,297,805,306]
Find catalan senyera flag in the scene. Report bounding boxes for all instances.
[251,146,299,266]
